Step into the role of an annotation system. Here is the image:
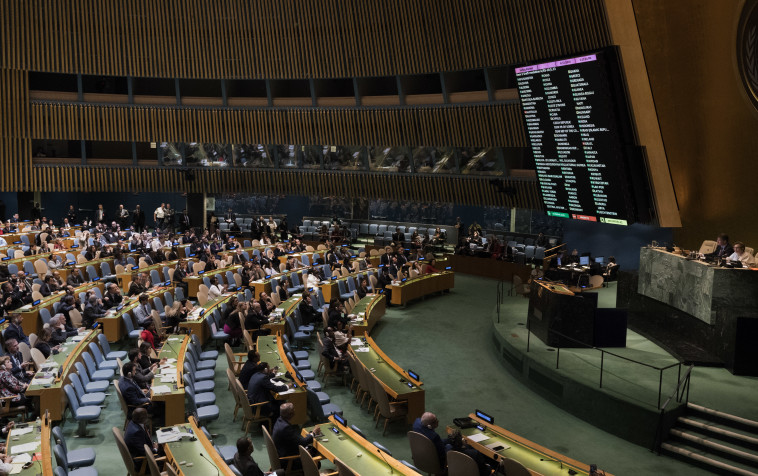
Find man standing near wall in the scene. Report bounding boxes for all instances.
[153,204,165,231]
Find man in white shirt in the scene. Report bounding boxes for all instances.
[153,204,165,230]
[0,235,6,247]
[727,241,754,266]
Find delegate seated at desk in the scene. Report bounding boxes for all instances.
[234,437,282,476]
[728,241,754,266]
[412,412,491,476]
[119,362,154,419]
[704,233,734,260]
[247,362,288,417]
[272,403,321,467]
[124,408,161,467]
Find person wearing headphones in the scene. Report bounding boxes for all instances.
[412,412,452,467]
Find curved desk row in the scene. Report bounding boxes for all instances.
[14,281,103,336]
[7,412,53,476]
[26,329,101,421]
[304,415,420,475]
[349,333,424,423]
[451,412,612,476]
[160,416,236,476]
[98,284,175,342]
[256,334,308,425]
[151,334,189,426]
[183,264,242,298]
[385,270,454,306]
[348,294,385,335]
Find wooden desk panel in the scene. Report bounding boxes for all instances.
[350,334,424,423]
[387,271,454,306]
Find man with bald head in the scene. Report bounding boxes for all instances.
[272,402,321,466]
[412,412,451,465]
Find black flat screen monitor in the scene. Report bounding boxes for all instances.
[515,48,652,225]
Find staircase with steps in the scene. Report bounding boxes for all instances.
[661,402,758,475]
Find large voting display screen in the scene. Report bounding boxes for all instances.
[515,49,644,225]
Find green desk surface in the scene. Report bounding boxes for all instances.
[257,335,289,372]
[305,419,418,475]
[347,294,381,326]
[350,340,422,395]
[27,330,98,392]
[74,256,113,269]
[457,423,593,475]
[154,335,187,396]
[7,421,45,476]
[186,292,237,319]
[162,423,226,475]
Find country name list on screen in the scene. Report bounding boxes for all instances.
[515,53,629,226]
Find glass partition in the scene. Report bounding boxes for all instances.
[458,147,502,175]
[323,145,364,170]
[160,142,183,165]
[413,146,454,173]
[368,146,411,173]
[232,144,275,168]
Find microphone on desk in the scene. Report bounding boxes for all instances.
[199,453,220,476]
[539,455,563,469]
[163,339,178,356]
[376,447,394,474]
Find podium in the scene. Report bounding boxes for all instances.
[527,281,598,348]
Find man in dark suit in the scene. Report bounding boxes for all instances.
[119,362,152,419]
[224,208,236,224]
[231,249,247,265]
[4,339,34,383]
[123,408,159,468]
[102,283,123,310]
[66,205,77,224]
[272,403,321,462]
[39,275,59,297]
[238,350,263,389]
[66,268,86,287]
[180,209,191,232]
[3,315,29,346]
[246,362,288,417]
[132,205,145,233]
[233,437,278,476]
[705,233,734,260]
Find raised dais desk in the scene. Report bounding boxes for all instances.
[638,247,758,325]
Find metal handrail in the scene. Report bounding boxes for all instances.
[652,364,694,453]
[526,316,684,409]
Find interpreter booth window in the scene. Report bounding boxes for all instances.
[232,144,275,168]
[160,142,183,165]
[413,146,454,173]
[368,146,411,173]
[185,143,231,166]
[458,147,502,175]
[278,145,298,168]
[324,146,363,170]
[301,146,322,169]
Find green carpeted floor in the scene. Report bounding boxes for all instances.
[55,273,757,475]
